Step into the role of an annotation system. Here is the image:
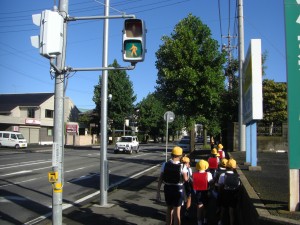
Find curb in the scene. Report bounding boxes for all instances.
[235,163,300,225]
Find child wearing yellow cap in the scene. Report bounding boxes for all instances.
[217,158,241,225]
[217,143,226,159]
[156,146,188,225]
[193,160,213,225]
[181,156,193,218]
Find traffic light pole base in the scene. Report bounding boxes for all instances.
[93,203,115,208]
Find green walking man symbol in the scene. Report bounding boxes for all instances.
[130,44,138,57]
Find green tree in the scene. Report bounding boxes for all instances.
[262,79,287,135]
[136,93,165,142]
[93,60,136,135]
[155,14,226,147]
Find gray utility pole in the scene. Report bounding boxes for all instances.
[100,0,110,206]
[52,0,68,224]
[238,0,246,152]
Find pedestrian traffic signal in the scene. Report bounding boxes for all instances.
[31,10,64,58]
[122,19,146,63]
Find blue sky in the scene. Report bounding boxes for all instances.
[0,0,286,109]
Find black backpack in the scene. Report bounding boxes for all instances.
[224,173,240,190]
[163,162,183,184]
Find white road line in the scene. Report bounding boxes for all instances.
[87,153,100,156]
[0,178,38,188]
[25,164,161,225]
[0,160,46,167]
[127,153,151,158]
[1,170,32,176]
[65,167,90,173]
[67,173,98,183]
[0,160,51,170]
[0,166,52,177]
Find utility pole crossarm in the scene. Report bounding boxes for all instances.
[66,65,135,72]
[67,14,135,21]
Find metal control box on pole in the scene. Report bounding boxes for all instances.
[164,111,175,162]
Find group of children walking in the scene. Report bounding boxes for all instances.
[157,144,241,225]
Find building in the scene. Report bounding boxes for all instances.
[0,93,79,145]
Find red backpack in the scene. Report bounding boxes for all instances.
[193,172,208,191]
[208,157,218,169]
[218,150,224,159]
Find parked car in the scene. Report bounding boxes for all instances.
[181,135,190,140]
[177,139,191,153]
[196,136,204,143]
[207,136,211,143]
[114,136,139,154]
[0,131,27,149]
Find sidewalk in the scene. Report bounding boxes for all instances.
[36,149,300,225]
[39,166,168,225]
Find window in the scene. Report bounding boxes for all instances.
[47,128,53,136]
[27,108,35,118]
[11,134,16,139]
[45,109,54,118]
[3,133,9,138]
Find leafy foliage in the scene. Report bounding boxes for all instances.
[155,14,226,133]
[262,79,287,123]
[93,60,136,130]
[136,93,166,141]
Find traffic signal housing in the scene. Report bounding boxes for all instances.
[122,19,146,63]
[31,10,64,58]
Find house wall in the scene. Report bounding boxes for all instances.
[40,95,55,127]
[65,134,98,146]
[0,94,79,145]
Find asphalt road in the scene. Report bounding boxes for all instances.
[0,144,166,225]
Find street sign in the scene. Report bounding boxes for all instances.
[284,0,300,211]
[164,111,175,123]
[164,111,175,162]
[284,0,300,169]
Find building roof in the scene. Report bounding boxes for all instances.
[0,93,54,112]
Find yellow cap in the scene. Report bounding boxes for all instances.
[172,146,183,156]
[218,144,223,149]
[196,159,209,171]
[220,158,228,167]
[181,156,190,163]
[211,148,220,156]
[227,158,237,169]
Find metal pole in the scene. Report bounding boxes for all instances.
[123,120,125,136]
[100,0,109,206]
[165,115,169,162]
[52,1,68,224]
[238,0,246,152]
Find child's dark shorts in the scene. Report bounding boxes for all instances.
[164,184,184,207]
[195,190,209,206]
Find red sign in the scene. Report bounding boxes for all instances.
[66,124,78,133]
[25,118,41,125]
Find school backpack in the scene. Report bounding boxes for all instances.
[193,172,208,191]
[224,173,240,190]
[163,161,183,184]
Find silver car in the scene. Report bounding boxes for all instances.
[177,139,190,153]
[114,136,139,154]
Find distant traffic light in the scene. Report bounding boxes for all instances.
[122,19,146,63]
[31,10,64,58]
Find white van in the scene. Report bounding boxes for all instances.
[0,131,28,149]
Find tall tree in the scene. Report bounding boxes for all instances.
[136,93,166,142]
[155,14,226,144]
[93,59,136,133]
[262,79,287,135]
